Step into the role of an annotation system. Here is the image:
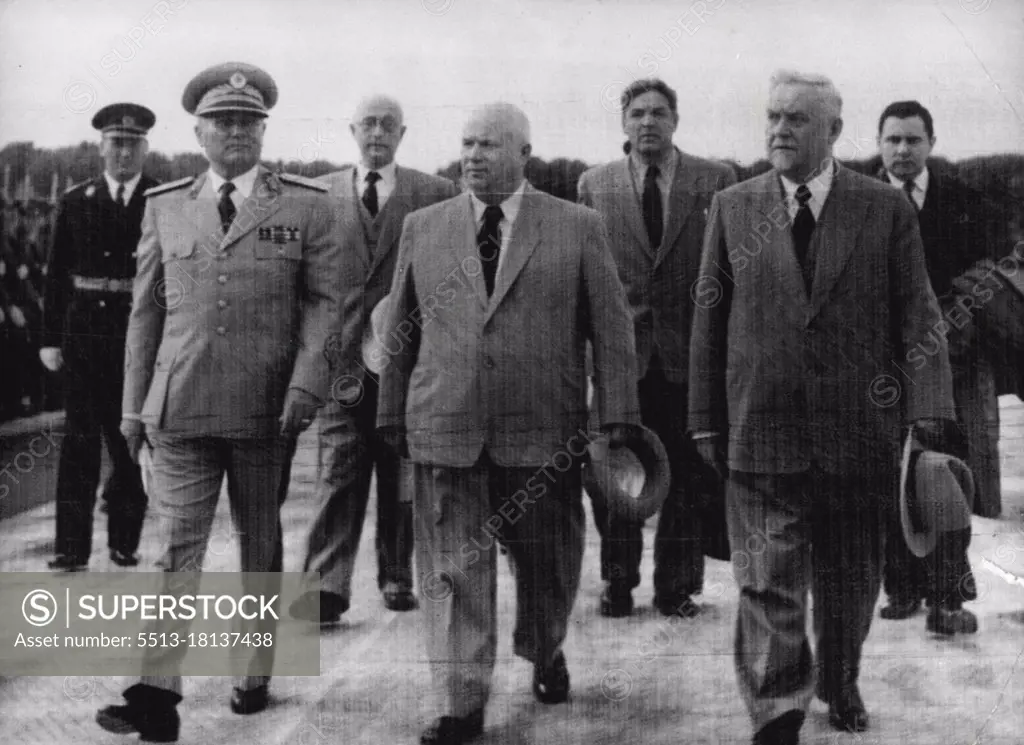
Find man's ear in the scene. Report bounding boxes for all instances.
[829,116,844,144]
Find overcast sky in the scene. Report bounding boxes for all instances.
[1,0,1021,172]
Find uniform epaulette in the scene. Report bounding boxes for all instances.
[144,177,195,197]
[277,172,329,192]
[64,178,96,195]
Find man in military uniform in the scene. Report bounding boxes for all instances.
[289,94,459,625]
[40,103,158,570]
[95,63,355,742]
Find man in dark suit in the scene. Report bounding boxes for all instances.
[875,100,987,634]
[377,103,639,745]
[290,95,459,625]
[40,103,158,571]
[578,78,736,618]
[689,71,955,744]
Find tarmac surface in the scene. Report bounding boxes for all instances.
[0,404,1022,744]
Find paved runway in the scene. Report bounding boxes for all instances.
[1,406,1022,744]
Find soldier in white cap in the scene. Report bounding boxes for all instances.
[95,62,360,742]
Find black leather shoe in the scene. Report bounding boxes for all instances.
[927,605,978,635]
[599,584,633,618]
[382,581,418,612]
[752,710,804,744]
[420,710,485,744]
[653,594,700,618]
[230,684,269,715]
[533,650,570,704]
[879,596,921,620]
[827,684,869,732]
[48,554,87,572]
[110,550,139,567]
[289,590,349,626]
[96,684,181,743]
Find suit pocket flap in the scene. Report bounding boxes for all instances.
[163,241,197,261]
[255,243,302,261]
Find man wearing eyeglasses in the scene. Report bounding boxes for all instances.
[289,95,458,626]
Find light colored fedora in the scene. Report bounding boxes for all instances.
[583,424,670,521]
[899,428,975,559]
[361,294,393,375]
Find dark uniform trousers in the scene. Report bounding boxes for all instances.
[591,362,704,598]
[728,466,889,732]
[55,293,146,560]
[138,433,294,696]
[412,451,585,718]
[301,372,413,599]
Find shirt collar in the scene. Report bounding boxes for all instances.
[207,164,260,198]
[628,148,678,185]
[886,166,929,200]
[779,158,835,213]
[355,161,397,188]
[470,179,527,227]
[103,171,142,200]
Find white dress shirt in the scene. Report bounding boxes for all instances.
[887,167,929,211]
[355,161,397,211]
[206,164,260,209]
[469,179,526,280]
[628,148,677,223]
[103,171,142,205]
[779,158,835,221]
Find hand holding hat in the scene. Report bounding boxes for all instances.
[584,422,670,522]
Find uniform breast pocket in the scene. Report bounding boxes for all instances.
[255,243,302,261]
[162,241,198,262]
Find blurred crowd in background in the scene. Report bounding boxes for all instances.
[0,195,60,422]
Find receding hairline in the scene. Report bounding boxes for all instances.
[464,103,531,146]
[769,69,843,118]
[353,95,405,124]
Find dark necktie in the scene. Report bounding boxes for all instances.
[642,165,663,249]
[363,171,381,217]
[218,182,237,234]
[115,182,125,207]
[792,184,815,291]
[902,179,919,212]
[478,204,504,297]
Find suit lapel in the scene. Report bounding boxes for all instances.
[456,194,488,310]
[654,151,698,268]
[612,159,655,261]
[808,167,868,319]
[340,167,374,270]
[126,176,152,214]
[759,175,811,309]
[219,168,282,251]
[484,186,542,323]
[368,166,410,280]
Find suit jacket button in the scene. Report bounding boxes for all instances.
[104,251,111,257]
[216,326,226,335]
[217,300,228,309]
[98,300,106,308]
[484,355,495,369]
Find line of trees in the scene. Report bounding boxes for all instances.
[2,141,1021,243]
